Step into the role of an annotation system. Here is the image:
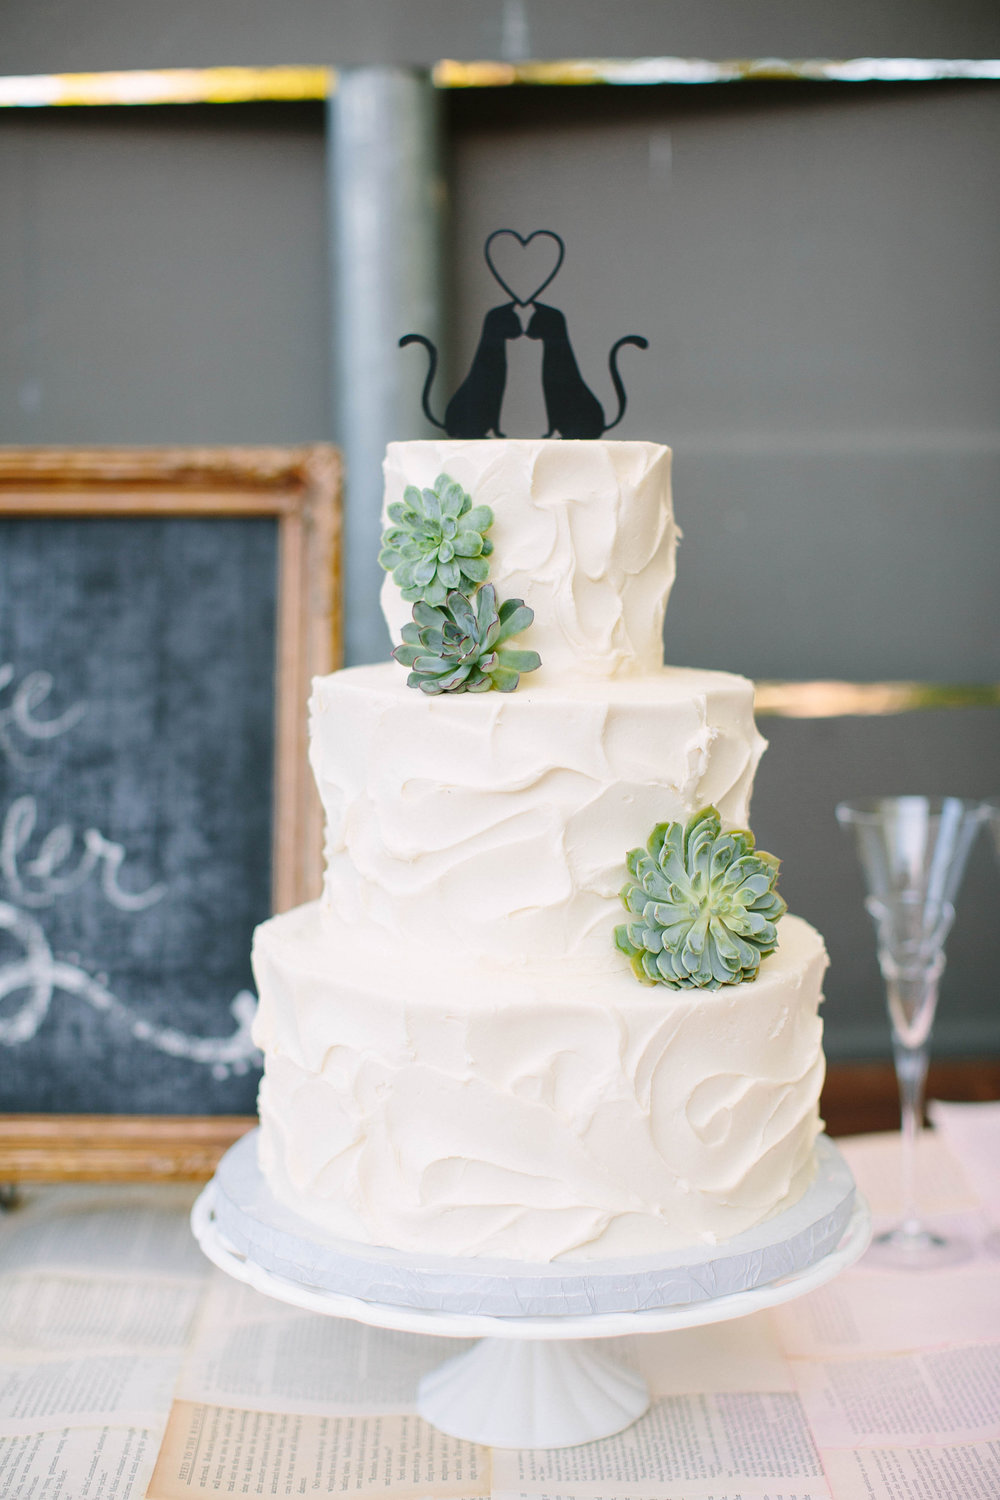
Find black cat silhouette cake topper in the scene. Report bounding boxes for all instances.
[400,229,648,440]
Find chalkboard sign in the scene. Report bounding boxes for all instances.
[0,448,340,1177]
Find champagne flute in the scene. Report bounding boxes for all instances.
[836,796,985,1269]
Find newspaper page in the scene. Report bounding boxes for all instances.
[822,1439,1000,1499]
[774,1130,1000,1500]
[790,1344,1000,1498]
[771,1263,1000,1359]
[149,1269,491,1499]
[489,1388,832,1498]
[0,1182,206,1499]
[6,1123,1000,1499]
[149,1405,491,1500]
[150,1270,834,1500]
[632,1311,794,1396]
[174,1272,475,1415]
[928,1099,1000,1220]
[832,1129,981,1219]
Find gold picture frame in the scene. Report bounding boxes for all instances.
[0,446,341,1181]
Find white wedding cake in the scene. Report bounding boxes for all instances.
[252,439,828,1263]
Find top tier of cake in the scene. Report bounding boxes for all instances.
[380,439,677,682]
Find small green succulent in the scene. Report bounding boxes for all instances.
[379,473,494,606]
[614,806,786,990]
[392,583,541,695]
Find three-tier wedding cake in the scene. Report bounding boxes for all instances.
[252,438,828,1263]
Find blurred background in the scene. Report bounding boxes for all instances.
[1,1,998,1127]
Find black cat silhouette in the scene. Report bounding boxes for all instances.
[526,302,648,439]
[400,302,522,439]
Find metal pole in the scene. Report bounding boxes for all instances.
[328,67,445,666]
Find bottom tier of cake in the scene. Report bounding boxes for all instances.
[252,903,828,1263]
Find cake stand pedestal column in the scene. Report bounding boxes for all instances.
[417,1337,649,1448]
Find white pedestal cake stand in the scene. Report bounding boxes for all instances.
[191,1132,870,1450]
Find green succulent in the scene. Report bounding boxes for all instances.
[614,806,786,990]
[393,583,541,695]
[379,473,494,606]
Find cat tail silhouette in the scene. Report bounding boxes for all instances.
[601,335,649,433]
[398,334,447,430]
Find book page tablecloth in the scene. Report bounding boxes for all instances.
[2,1114,999,1499]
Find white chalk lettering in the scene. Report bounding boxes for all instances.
[0,663,86,766]
[0,901,260,1076]
[0,664,259,1077]
[1,797,167,911]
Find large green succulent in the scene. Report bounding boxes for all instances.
[392,583,541,695]
[614,806,786,990]
[379,473,494,606]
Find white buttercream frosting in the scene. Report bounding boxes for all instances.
[253,904,827,1261]
[253,437,829,1264]
[380,440,677,681]
[313,663,766,966]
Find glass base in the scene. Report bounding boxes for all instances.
[866,1224,973,1271]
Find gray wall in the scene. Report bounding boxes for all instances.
[0,105,328,444]
[1,6,998,1059]
[3,0,999,71]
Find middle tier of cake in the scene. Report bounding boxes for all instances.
[313,662,768,967]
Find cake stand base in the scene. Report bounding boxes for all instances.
[418,1338,650,1448]
[191,1138,870,1450]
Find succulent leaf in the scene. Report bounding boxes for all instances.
[613,806,786,990]
[392,584,541,695]
[496,601,535,643]
[379,472,494,604]
[464,505,493,535]
[497,648,542,673]
[453,531,485,558]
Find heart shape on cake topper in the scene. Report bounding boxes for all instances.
[484,229,566,307]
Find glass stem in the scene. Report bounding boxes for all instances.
[891,1034,930,1239]
[883,955,941,1241]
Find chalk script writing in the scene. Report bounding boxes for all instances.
[0,663,86,767]
[0,663,260,1078]
[0,902,258,1079]
[2,797,168,910]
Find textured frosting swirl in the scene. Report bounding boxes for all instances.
[380,440,677,681]
[312,663,767,966]
[252,434,829,1265]
[253,905,827,1262]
